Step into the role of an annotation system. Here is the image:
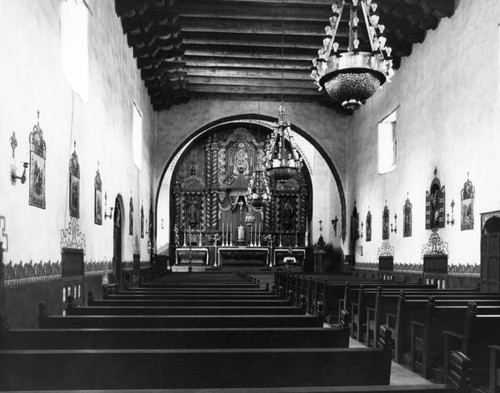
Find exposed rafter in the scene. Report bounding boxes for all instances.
[115,0,456,111]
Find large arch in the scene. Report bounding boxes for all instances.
[154,113,347,255]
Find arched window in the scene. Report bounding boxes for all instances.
[60,0,89,101]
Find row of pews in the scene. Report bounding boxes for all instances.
[276,271,500,392]
[0,270,473,392]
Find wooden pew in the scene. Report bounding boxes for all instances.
[103,293,279,300]
[67,305,305,316]
[364,289,488,348]
[384,294,500,364]
[39,303,322,329]
[0,326,349,350]
[88,297,293,308]
[0,327,394,391]
[409,299,500,378]
[442,304,500,388]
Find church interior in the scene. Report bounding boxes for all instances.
[1,0,500,391]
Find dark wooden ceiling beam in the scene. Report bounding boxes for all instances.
[189,84,318,96]
[184,56,311,70]
[184,46,316,61]
[186,67,310,80]
[176,1,334,22]
[182,32,336,49]
[179,17,344,36]
[187,75,316,90]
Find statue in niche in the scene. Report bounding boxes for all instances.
[186,195,200,228]
[233,143,250,177]
[382,204,389,240]
[283,198,294,230]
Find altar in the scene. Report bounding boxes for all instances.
[216,247,269,267]
[175,247,209,265]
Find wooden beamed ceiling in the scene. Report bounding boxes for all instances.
[115,0,456,112]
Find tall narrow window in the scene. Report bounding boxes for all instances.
[60,0,89,101]
[378,110,397,174]
[133,102,143,170]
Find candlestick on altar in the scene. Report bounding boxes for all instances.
[230,222,233,246]
[199,228,202,246]
[183,229,187,247]
[250,225,254,247]
[295,226,298,247]
[258,223,261,247]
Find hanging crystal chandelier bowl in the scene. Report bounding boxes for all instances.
[311,0,394,110]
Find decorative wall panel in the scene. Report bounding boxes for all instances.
[29,119,46,209]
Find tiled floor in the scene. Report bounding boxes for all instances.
[349,338,435,386]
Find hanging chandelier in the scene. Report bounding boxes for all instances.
[247,153,271,208]
[264,0,302,182]
[265,104,302,181]
[310,0,395,110]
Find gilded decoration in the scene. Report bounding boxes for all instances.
[68,145,80,218]
[377,240,394,257]
[461,173,474,231]
[94,168,102,225]
[394,263,423,272]
[421,230,448,258]
[170,126,310,249]
[382,203,389,240]
[29,117,47,209]
[403,196,412,237]
[60,216,86,253]
[425,167,445,230]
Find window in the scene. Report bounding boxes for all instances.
[60,0,89,101]
[378,110,397,174]
[133,102,143,170]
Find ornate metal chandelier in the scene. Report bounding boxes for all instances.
[265,104,302,181]
[310,0,395,110]
[264,0,302,182]
[246,154,271,208]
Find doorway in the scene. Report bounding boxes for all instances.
[480,214,500,292]
[113,196,123,289]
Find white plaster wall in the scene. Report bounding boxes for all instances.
[0,0,154,265]
[154,100,348,253]
[346,0,500,266]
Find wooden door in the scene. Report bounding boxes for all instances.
[480,216,500,292]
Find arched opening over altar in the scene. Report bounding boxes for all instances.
[155,114,346,269]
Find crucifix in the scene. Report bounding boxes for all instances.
[331,215,338,237]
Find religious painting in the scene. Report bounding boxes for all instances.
[425,167,445,230]
[29,119,47,209]
[129,196,134,236]
[94,168,102,225]
[461,174,474,231]
[382,204,390,240]
[350,201,359,241]
[141,205,144,238]
[69,147,80,219]
[366,210,372,242]
[403,196,412,237]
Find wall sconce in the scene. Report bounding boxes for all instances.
[360,222,364,238]
[447,199,455,225]
[391,213,398,233]
[10,132,28,185]
[104,192,114,220]
[161,219,165,229]
[319,220,323,232]
[11,162,28,185]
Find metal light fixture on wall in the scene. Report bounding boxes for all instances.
[310,0,395,110]
[265,0,302,181]
[104,192,114,220]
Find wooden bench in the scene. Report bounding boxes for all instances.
[0,326,349,350]
[88,297,293,308]
[39,303,322,329]
[103,293,279,300]
[0,327,394,390]
[384,294,500,364]
[67,305,305,316]
[443,305,500,388]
